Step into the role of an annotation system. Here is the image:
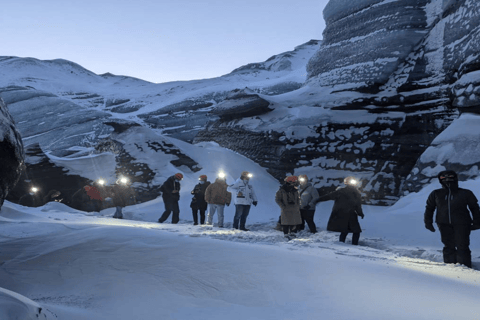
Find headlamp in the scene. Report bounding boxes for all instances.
[299,178,305,182]
[218,172,226,178]
[118,176,129,185]
[349,179,358,185]
[97,179,105,185]
[31,187,38,193]
[248,173,253,178]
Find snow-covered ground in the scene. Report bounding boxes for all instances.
[1,141,480,319]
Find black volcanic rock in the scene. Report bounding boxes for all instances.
[209,88,273,120]
[0,98,25,208]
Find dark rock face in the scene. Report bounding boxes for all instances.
[0,98,25,208]
[209,88,273,120]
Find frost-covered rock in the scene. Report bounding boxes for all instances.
[0,98,25,208]
[210,88,273,120]
[0,287,56,319]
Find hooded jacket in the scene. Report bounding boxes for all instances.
[205,178,231,205]
[299,182,320,210]
[228,177,258,205]
[424,170,480,225]
[190,180,211,209]
[161,176,181,202]
[275,183,302,225]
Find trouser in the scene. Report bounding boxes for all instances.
[206,204,225,227]
[282,225,296,235]
[340,232,360,245]
[159,200,180,224]
[298,209,317,233]
[233,205,251,229]
[437,223,472,268]
[192,208,206,225]
[113,206,123,218]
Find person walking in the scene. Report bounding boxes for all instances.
[275,176,302,240]
[158,173,183,224]
[424,170,480,268]
[190,175,211,225]
[297,174,319,233]
[317,176,364,245]
[205,173,232,227]
[228,171,258,231]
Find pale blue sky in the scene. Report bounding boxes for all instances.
[1,0,329,83]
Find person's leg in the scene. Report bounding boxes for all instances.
[199,208,206,225]
[158,200,173,222]
[233,205,243,229]
[113,206,123,218]
[298,210,306,231]
[438,224,457,264]
[192,208,198,225]
[454,224,472,268]
[304,210,317,233]
[206,204,216,225]
[240,205,251,230]
[217,205,225,227]
[282,225,290,235]
[339,232,348,243]
[171,201,180,224]
[352,233,360,245]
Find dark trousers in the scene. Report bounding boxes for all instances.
[282,225,296,235]
[192,208,206,225]
[298,209,317,233]
[159,200,180,224]
[438,223,472,268]
[340,232,360,245]
[233,205,251,229]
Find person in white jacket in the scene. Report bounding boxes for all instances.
[228,171,258,231]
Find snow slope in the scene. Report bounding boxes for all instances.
[1,140,480,319]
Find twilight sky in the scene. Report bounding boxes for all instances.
[1,0,329,83]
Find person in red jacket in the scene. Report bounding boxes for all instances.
[424,170,480,268]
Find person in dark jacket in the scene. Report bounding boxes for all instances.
[71,186,96,211]
[424,170,480,268]
[297,174,320,233]
[275,176,302,240]
[317,176,364,245]
[18,187,42,207]
[158,173,183,224]
[190,175,210,225]
[111,177,136,219]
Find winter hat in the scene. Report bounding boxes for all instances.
[438,170,458,189]
[241,171,250,177]
[344,176,358,186]
[174,173,184,180]
[284,175,298,183]
[298,174,308,182]
[199,175,207,181]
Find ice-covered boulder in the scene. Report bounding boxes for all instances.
[210,88,273,120]
[0,98,25,208]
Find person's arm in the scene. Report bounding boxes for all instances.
[316,189,338,203]
[309,186,320,207]
[466,190,480,226]
[424,191,437,225]
[204,185,212,203]
[275,189,285,209]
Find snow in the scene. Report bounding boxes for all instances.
[1,141,480,319]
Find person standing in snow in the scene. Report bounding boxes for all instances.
[228,171,258,231]
[111,178,135,219]
[297,174,319,233]
[205,173,232,227]
[190,174,210,225]
[424,170,480,268]
[275,176,302,239]
[317,176,364,245]
[158,173,183,224]
[43,190,63,204]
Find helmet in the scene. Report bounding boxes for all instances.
[298,174,308,183]
[284,175,298,184]
[344,176,358,186]
[174,173,184,180]
[199,175,207,181]
[241,171,252,179]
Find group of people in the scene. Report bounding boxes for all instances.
[157,169,480,269]
[158,171,257,231]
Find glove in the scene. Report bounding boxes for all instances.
[252,201,258,206]
[226,203,230,207]
[425,223,435,232]
[471,223,480,231]
[304,205,311,210]
[359,213,364,219]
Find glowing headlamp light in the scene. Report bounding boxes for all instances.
[247,173,253,178]
[31,187,38,193]
[118,176,129,184]
[218,172,226,178]
[299,177,305,182]
[350,179,358,185]
[97,179,106,185]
